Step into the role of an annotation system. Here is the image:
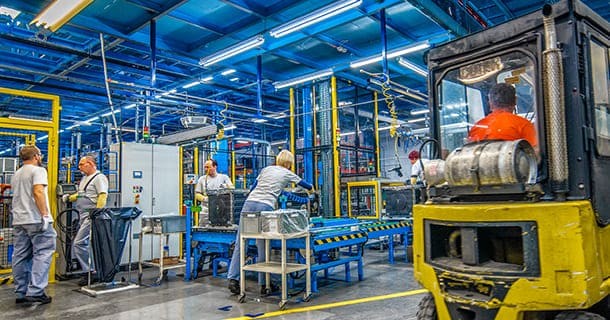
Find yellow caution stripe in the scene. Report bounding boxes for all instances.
[224,288,428,319]
[313,232,366,245]
[0,275,13,285]
[365,221,411,232]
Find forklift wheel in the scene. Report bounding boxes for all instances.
[415,293,438,320]
[555,311,606,320]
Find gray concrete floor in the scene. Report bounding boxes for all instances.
[0,247,424,319]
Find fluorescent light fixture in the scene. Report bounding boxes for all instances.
[411,109,429,115]
[0,6,21,19]
[66,124,78,130]
[350,42,430,68]
[182,81,201,89]
[221,69,236,76]
[58,129,64,133]
[230,77,239,82]
[252,118,268,123]
[397,57,427,77]
[102,109,121,117]
[160,89,177,97]
[30,0,93,32]
[83,116,98,124]
[273,69,333,89]
[200,36,265,67]
[224,124,237,130]
[407,117,427,123]
[269,0,362,38]
[202,76,213,82]
[37,134,48,141]
[236,139,250,144]
[124,103,137,109]
[269,112,286,119]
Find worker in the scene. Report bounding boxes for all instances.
[408,150,425,184]
[226,150,313,295]
[194,159,234,227]
[11,145,56,305]
[62,155,108,286]
[468,82,538,149]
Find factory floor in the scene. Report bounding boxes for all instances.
[0,247,424,320]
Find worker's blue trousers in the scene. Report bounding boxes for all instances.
[12,223,57,297]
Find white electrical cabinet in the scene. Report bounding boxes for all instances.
[110,142,181,265]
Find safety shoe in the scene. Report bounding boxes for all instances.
[78,273,100,286]
[25,293,52,305]
[228,279,240,295]
[15,297,27,304]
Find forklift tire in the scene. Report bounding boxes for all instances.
[555,311,606,320]
[415,293,438,320]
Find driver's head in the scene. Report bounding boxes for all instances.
[488,83,516,112]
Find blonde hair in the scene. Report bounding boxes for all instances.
[276,150,294,169]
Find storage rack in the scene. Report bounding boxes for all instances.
[238,230,312,310]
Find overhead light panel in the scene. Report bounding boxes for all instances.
[221,69,236,76]
[0,6,21,19]
[202,76,213,82]
[102,109,121,117]
[124,103,137,109]
[350,42,430,68]
[30,0,93,32]
[411,109,429,115]
[200,36,265,67]
[269,0,362,38]
[397,57,427,77]
[224,124,237,130]
[273,69,333,89]
[407,117,427,123]
[182,81,201,89]
[252,118,268,123]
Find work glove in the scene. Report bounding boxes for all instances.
[195,193,205,203]
[68,193,78,202]
[61,194,69,203]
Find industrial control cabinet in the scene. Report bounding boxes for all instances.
[109,142,181,264]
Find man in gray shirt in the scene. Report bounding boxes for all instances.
[194,159,233,227]
[62,155,108,285]
[11,145,56,305]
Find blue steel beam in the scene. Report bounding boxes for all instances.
[406,0,468,36]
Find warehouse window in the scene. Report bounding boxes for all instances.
[591,40,610,156]
[437,51,537,153]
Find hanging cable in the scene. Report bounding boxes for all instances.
[99,33,120,144]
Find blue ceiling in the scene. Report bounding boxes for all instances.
[0,0,608,153]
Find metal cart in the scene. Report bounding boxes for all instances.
[238,231,311,310]
[138,215,186,285]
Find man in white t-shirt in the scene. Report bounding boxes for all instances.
[194,159,234,226]
[11,145,56,305]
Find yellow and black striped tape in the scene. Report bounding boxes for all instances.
[0,276,13,285]
[365,221,411,232]
[314,232,366,245]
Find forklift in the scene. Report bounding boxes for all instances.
[412,0,610,319]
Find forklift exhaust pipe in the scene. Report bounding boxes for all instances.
[542,4,569,199]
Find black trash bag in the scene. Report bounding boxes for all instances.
[89,207,142,283]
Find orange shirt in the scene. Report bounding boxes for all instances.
[468,110,538,147]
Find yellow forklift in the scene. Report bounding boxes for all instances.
[412,0,610,319]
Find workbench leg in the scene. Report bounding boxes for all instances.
[345,263,351,282]
[281,238,287,304]
[388,234,395,264]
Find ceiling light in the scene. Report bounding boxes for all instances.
[202,76,213,82]
[273,69,333,89]
[411,109,429,115]
[182,81,201,89]
[0,6,21,19]
[269,0,362,38]
[66,124,78,130]
[252,118,268,123]
[102,109,121,117]
[37,135,48,141]
[224,124,237,130]
[350,42,430,68]
[221,69,236,76]
[200,36,265,67]
[407,117,427,123]
[30,0,93,32]
[124,103,137,109]
[230,77,239,82]
[397,57,427,77]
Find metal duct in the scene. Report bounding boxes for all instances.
[156,124,218,145]
[542,4,568,198]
